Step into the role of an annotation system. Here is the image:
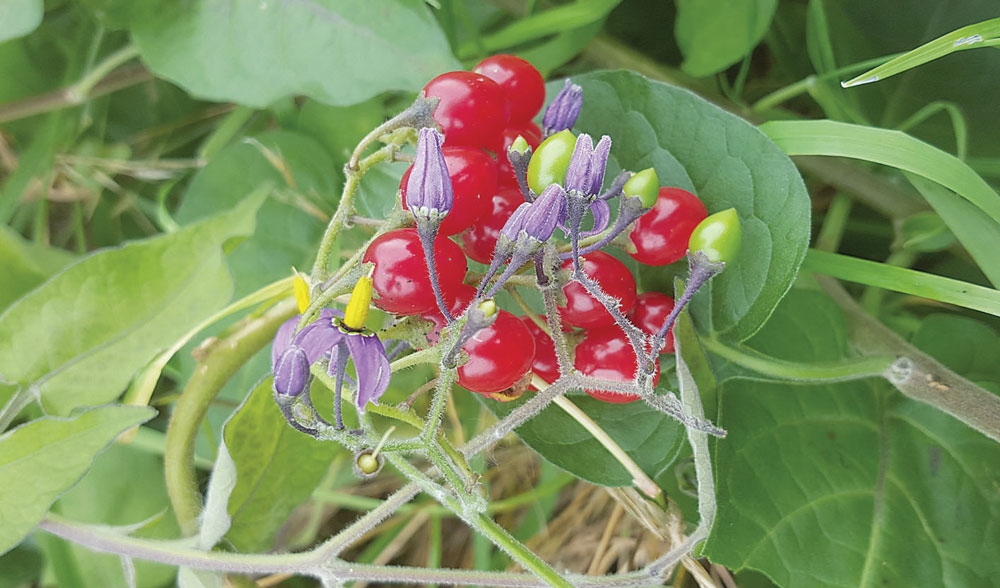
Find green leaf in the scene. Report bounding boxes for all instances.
[486,393,687,489]
[675,0,778,77]
[198,444,236,551]
[130,0,460,108]
[841,18,1000,87]
[573,71,811,341]
[221,377,340,552]
[0,405,155,556]
[0,0,42,43]
[0,193,265,415]
[704,288,1000,587]
[54,443,179,588]
[0,226,75,312]
[176,130,340,298]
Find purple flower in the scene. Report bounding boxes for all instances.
[565,134,611,197]
[406,128,453,225]
[271,309,390,421]
[543,80,583,136]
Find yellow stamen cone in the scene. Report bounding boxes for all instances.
[343,276,374,331]
[293,273,311,314]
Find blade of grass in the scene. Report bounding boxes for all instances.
[904,173,1000,288]
[842,17,1000,87]
[762,119,1000,229]
[803,249,1000,317]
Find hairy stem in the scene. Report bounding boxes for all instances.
[164,299,297,536]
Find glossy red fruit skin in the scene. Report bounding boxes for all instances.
[560,251,638,330]
[519,315,560,387]
[574,327,660,404]
[497,121,542,188]
[362,228,468,316]
[401,146,497,236]
[421,71,509,150]
[628,291,676,354]
[458,310,536,395]
[628,187,708,266]
[460,186,525,264]
[473,54,546,124]
[421,284,476,345]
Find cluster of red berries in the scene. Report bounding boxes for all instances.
[362,56,711,403]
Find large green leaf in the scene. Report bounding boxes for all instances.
[0,405,155,556]
[53,443,179,588]
[220,377,340,552]
[175,130,340,298]
[129,0,460,108]
[573,71,811,341]
[0,193,265,415]
[488,393,687,488]
[704,289,1000,587]
[0,0,42,43]
[675,0,778,77]
[0,226,75,313]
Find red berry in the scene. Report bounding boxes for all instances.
[628,291,676,354]
[497,121,542,188]
[560,251,637,330]
[460,186,525,264]
[401,146,497,236]
[422,71,509,150]
[473,55,546,124]
[574,327,660,404]
[421,284,476,344]
[458,310,535,396]
[628,187,708,266]
[519,315,560,387]
[362,228,468,315]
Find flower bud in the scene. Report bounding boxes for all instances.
[273,345,311,397]
[543,79,583,135]
[405,128,453,224]
[564,134,611,196]
[520,184,567,243]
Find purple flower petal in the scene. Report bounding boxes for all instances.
[294,309,344,364]
[271,316,299,369]
[346,332,391,412]
[543,79,583,135]
[582,198,611,237]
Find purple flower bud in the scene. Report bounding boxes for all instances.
[406,128,453,224]
[520,184,567,243]
[273,345,311,397]
[565,134,611,196]
[543,80,583,135]
[498,201,531,245]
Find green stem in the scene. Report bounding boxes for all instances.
[700,337,895,382]
[164,299,298,536]
[804,249,1000,316]
[390,346,442,372]
[467,511,575,588]
[311,145,398,283]
[421,367,457,442]
[814,192,853,253]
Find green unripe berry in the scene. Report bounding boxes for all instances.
[356,452,380,475]
[526,129,575,194]
[623,168,660,208]
[688,208,741,264]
